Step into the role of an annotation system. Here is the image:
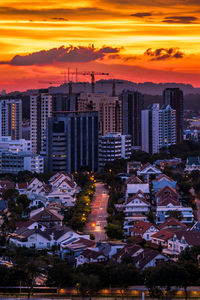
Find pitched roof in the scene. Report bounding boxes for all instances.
[17,182,28,189]
[125,175,142,185]
[152,229,174,241]
[126,194,150,205]
[175,230,200,246]
[81,249,106,259]
[155,185,178,199]
[0,180,15,190]
[139,163,161,172]
[158,196,180,206]
[31,208,63,222]
[113,244,143,260]
[46,225,71,240]
[133,249,165,269]
[131,221,156,235]
[14,227,51,241]
[152,174,175,182]
[159,217,186,230]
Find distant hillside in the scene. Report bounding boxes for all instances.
[5,79,200,118]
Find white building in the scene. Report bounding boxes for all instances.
[99,132,132,169]
[0,99,22,140]
[142,104,176,154]
[0,136,31,152]
[30,93,52,154]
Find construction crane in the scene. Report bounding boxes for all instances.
[39,69,109,94]
[100,79,124,96]
[69,70,109,93]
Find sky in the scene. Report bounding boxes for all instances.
[0,0,200,92]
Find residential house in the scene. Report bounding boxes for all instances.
[137,163,162,180]
[158,217,187,231]
[133,249,169,270]
[112,244,143,263]
[0,180,15,195]
[152,174,177,193]
[96,241,126,258]
[127,161,142,174]
[16,182,28,194]
[125,176,149,198]
[76,249,107,266]
[165,230,200,256]
[151,229,174,248]
[155,186,179,205]
[30,207,63,228]
[130,221,158,241]
[9,225,76,249]
[124,214,148,236]
[124,192,150,223]
[185,156,200,173]
[25,178,49,199]
[60,236,95,262]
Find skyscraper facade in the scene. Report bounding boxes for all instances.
[77,92,121,135]
[163,88,183,144]
[47,111,99,173]
[142,104,176,154]
[120,90,143,147]
[0,99,22,140]
[30,93,52,154]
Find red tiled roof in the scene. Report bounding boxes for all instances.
[131,221,156,235]
[0,180,15,190]
[152,174,174,182]
[152,229,174,241]
[155,186,178,199]
[158,196,180,206]
[139,163,161,172]
[174,230,200,246]
[125,175,142,185]
[159,217,186,230]
[17,182,28,189]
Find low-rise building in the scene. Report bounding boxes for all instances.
[185,156,200,173]
[137,163,162,180]
[130,221,158,241]
[152,174,177,193]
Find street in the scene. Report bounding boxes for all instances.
[84,182,109,241]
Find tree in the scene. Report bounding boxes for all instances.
[105,222,123,240]
[2,188,19,201]
[16,194,30,210]
[47,262,74,288]
[74,273,101,300]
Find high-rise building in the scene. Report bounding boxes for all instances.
[52,93,78,112]
[99,133,132,169]
[142,104,176,154]
[30,93,52,154]
[47,111,99,173]
[0,99,22,140]
[163,88,183,143]
[120,90,143,147]
[0,136,43,174]
[77,92,121,135]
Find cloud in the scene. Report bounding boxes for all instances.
[0,45,120,66]
[131,12,152,18]
[144,48,184,60]
[163,16,198,23]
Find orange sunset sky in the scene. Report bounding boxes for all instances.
[0,0,200,92]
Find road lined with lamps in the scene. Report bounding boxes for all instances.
[84,182,109,241]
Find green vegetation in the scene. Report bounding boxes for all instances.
[63,172,95,231]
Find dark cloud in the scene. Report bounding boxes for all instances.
[0,45,120,66]
[163,16,198,23]
[0,6,115,18]
[144,48,184,61]
[51,17,68,21]
[131,12,152,17]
